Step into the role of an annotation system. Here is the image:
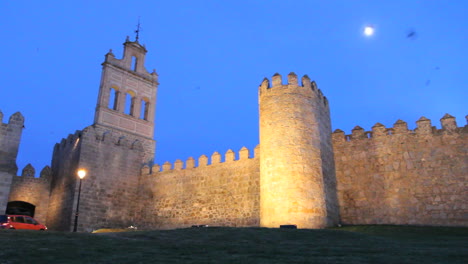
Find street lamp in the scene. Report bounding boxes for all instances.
[73,169,87,232]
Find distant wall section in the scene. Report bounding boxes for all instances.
[333,115,467,226]
[8,165,51,224]
[139,146,260,229]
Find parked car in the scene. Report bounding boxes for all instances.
[0,215,47,230]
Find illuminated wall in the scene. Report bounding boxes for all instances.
[333,115,467,226]
[8,165,51,224]
[139,147,260,229]
[259,73,339,228]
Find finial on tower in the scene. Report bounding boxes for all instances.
[135,17,142,42]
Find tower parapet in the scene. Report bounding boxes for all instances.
[259,73,329,109]
[259,73,339,229]
[0,111,25,213]
[0,112,24,173]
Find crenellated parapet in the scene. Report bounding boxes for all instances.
[332,114,467,142]
[54,130,83,153]
[0,111,25,173]
[7,112,25,127]
[141,145,259,175]
[74,125,149,152]
[39,166,52,179]
[0,111,24,130]
[258,72,329,108]
[15,164,51,180]
[334,113,467,227]
[21,164,35,177]
[52,125,153,179]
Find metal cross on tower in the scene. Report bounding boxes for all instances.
[135,17,141,41]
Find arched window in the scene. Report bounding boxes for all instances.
[131,56,138,71]
[108,87,119,110]
[124,91,136,116]
[140,98,150,120]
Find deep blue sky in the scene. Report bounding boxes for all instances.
[1,1,466,175]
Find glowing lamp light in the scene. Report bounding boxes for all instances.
[73,168,87,232]
[77,169,87,179]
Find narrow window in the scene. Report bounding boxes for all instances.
[130,97,135,116]
[108,88,118,110]
[125,92,136,116]
[131,56,138,71]
[125,93,132,115]
[140,99,149,120]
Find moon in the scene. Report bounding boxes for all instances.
[364,26,375,36]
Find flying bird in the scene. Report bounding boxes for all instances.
[406,29,417,39]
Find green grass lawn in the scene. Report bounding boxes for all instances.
[0,225,467,263]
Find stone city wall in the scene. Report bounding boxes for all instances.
[139,146,260,229]
[9,164,51,224]
[76,125,155,232]
[47,131,83,231]
[333,114,467,226]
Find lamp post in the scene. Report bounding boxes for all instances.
[73,169,87,232]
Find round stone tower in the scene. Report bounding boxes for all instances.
[259,72,339,229]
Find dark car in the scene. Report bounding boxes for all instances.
[0,215,47,230]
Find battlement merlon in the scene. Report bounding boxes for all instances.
[143,145,259,174]
[17,164,51,179]
[1,111,24,128]
[258,73,329,108]
[3,112,25,128]
[103,37,158,83]
[332,114,467,142]
[0,111,24,173]
[54,126,152,158]
[55,130,82,151]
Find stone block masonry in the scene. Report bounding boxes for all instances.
[259,73,339,229]
[139,147,260,229]
[83,125,154,232]
[333,114,467,226]
[8,165,51,224]
[0,111,24,214]
[47,131,83,231]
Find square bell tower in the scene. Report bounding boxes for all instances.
[94,36,158,140]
